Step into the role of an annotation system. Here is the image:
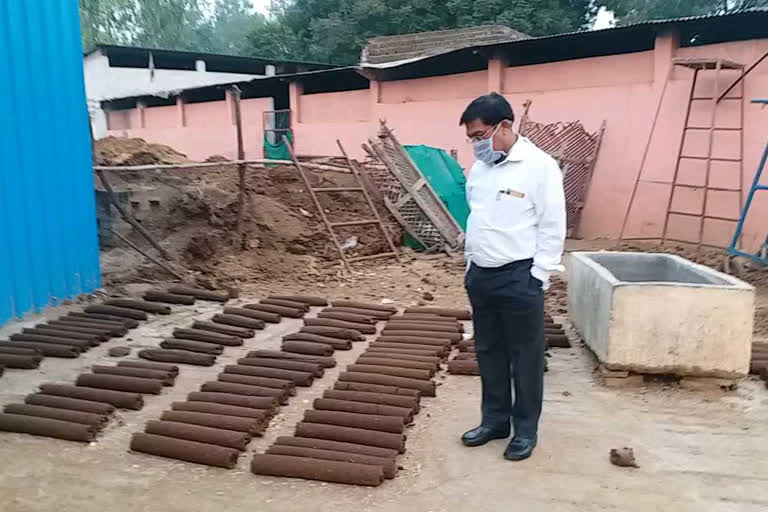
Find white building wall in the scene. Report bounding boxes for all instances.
[84,50,263,138]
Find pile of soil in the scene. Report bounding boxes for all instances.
[94,137,190,167]
[98,138,403,286]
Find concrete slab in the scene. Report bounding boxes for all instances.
[568,252,754,378]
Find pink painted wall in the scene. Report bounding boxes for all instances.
[106,110,130,130]
[619,39,768,250]
[143,104,178,130]
[107,96,272,160]
[300,90,371,123]
[503,51,654,92]
[107,37,768,250]
[379,70,487,103]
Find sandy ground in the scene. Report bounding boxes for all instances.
[1,264,767,512]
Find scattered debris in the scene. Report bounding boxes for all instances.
[340,236,359,250]
[108,347,131,357]
[610,447,639,468]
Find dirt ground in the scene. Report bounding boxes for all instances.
[3,137,764,509]
[1,253,768,511]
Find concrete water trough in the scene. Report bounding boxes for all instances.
[568,252,754,378]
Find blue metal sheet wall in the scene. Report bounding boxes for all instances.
[0,0,101,326]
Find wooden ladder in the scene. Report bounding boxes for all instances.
[662,57,745,248]
[284,137,400,272]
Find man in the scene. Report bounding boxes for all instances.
[459,93,565,461]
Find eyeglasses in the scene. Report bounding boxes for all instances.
[466,124,499,143]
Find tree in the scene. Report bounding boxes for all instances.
[79,0,138,50]
[602,0,768,24]
[248,0,598,64]
[200,0,257,54]
[130,0,207,50]
[80,0,261,54]
[247,18,303,59]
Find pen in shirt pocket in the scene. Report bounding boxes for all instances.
[496,188,525,200]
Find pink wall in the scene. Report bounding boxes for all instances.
[107,36,768,251]
[618,39,768,250]
[106,96,272,160]
[503,51,654,92]
[300,90,371,123]
[293,72,487,162]
[106,110,130,130]
[143,104,178,129]
[380,70,487,103]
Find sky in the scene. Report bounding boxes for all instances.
[251,0,270,15]
[593,6,617,29]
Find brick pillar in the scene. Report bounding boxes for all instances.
[225,89,235,125]
[176,96,186,127]
[289,80,303,125]
[136,100,146,129]
[369,79,381,121]
[487,56,506,94]
[654,28,680,89]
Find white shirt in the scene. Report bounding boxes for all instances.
[464,136,566,286]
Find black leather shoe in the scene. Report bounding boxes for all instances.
[503,437,537,460]
[461,426,510,447]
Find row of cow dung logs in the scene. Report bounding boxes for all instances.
[251,304,466,486]
[0,360,179,442]
[133,293,321,367]
[448,312,569,376]
[129,294,347,468]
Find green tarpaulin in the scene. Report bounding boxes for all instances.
[402,145,469,250]
[264,132,293,163]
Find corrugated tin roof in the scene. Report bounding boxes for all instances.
[89,44,336,70]
[362,25,529,64]
[363,8,768,70]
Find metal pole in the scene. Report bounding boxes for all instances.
[620,65,674,240]
[729,138,768,252]
[717,51,768,103]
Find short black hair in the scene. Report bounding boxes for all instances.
[459,93,515,126]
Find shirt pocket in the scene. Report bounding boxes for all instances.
[486,188,534,230]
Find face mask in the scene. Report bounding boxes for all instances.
[472,124,507,165]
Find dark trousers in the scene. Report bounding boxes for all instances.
[465,259,545,439]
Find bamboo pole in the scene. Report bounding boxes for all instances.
[111,231,186,280]
[93,159,293,171]
[95,168,180,264]
[93,160,351,173]
[232,87,248,250]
